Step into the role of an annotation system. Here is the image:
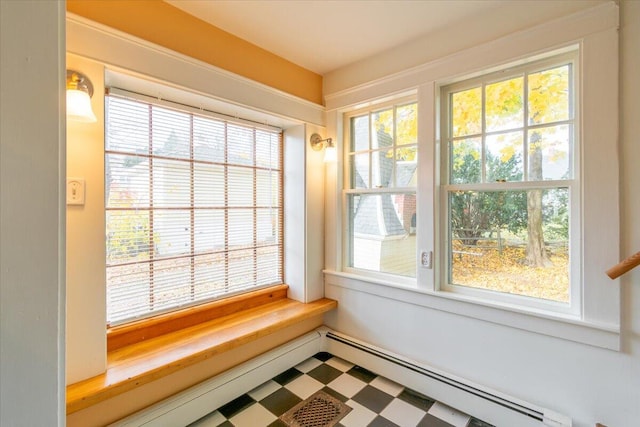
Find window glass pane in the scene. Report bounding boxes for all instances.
[396,103,417,146]
[448,188,569,302]
[152,107,190,159]
[528,125,571,180]
[106,210,151,264]
[395,147,417,188]
[452,87,481,137]
[256,130,279,169]
[228,209,253,249]
[256,170,279,207]
[153,158,191,207]
[257,246,280,286]
[154,210,191,258]
[485,131,524,182]
[371,149,394,188]
[372,108,394,150]
[351,115,369,152]
[450,138,481,184]
[193,116,225,163]
[194,253,226,299]
[152,258,192,311]
[256,208,278,245]
[106,98,149,153]
[348,193,416,278]
[528,64,570,125]
[106,154,150,208]
[227,124,254,166]
[228,249,255,288]
[485,77,524,132]
[350,153,370,189]
[194,164,224,207]
[194,210,225,253]
[107,263,150,321]
[228,166,254,206]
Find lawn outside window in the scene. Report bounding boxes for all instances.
[439,52,580,315]
[105,92,283,326]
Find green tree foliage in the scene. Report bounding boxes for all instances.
[106,191,154,263]
[450,150,527,245]
[450,65,571,265]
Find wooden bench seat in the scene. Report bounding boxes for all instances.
[66,286,337,414]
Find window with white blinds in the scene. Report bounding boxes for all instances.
[105,94,283,325]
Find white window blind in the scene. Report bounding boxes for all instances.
[105,93,283,325]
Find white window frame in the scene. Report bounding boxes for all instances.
[342,98,418,285]
[438,52,581,316]
[324,4,620,350]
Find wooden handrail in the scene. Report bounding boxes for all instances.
[606,251,640,279]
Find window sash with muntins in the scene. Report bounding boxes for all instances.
[439,52,580,313]
[105,93,283,325]
[343,100,418,280]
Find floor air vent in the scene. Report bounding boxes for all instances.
[279,390,352,427]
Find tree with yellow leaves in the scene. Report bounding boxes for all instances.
[450,64,571,267]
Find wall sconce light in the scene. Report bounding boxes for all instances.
[310,133,336,163]
[66,70,97,123]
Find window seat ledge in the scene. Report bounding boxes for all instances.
[66,297,337,414]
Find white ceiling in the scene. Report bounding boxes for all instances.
[165,0,606,76]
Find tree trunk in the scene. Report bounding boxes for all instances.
[525,132,551,267]
[525,189,551,267]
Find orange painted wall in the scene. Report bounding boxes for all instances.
[67,0,323,105]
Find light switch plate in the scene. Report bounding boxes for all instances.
[67,178,85,205]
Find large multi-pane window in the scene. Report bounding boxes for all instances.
[345,101,418,278]
[441,53,578,310]
[105,94,283,325]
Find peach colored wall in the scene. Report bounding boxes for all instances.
[66,0,323,105]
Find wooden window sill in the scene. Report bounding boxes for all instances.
[66,286,337,414]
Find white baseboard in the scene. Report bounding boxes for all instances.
[110,330,323,427]
[112,327,570,427]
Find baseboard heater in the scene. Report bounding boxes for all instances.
[112,327,570,427]
[323,328,571,427]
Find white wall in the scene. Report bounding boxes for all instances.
[66,54,107,383]
[323,0,607,96]
[284,124,326,303]
[324,2,640,426]
[0,1,66,426]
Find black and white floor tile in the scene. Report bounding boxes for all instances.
[189,352,494,427]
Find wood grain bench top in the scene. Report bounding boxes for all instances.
[66,287,337,414]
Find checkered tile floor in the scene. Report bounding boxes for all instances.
[189,352,493,427]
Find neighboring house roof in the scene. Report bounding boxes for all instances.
[353,162,416,238]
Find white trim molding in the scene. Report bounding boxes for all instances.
[325,271,620,350]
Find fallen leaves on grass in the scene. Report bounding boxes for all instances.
[451,242,569,303]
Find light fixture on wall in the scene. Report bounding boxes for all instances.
[66,70,97,123]
[310,133,336,163]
